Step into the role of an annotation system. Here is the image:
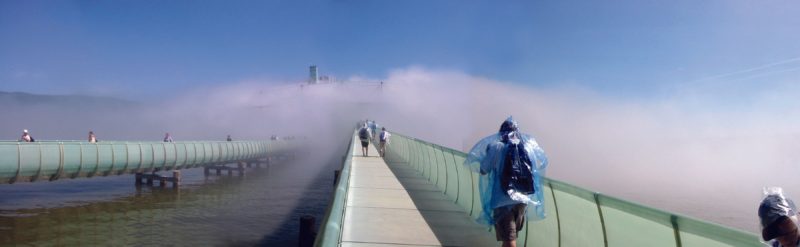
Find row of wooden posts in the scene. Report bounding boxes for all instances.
[134,158,272,188]
[130,152,321,246]
[297,168,343,247]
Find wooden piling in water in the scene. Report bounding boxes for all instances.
[205,164,247,177]
[135,172,181,188]
[173,170,181,187]
[298,215,316,247]
[135,173,142,186]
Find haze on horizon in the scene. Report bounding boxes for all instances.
[2,0,800,233]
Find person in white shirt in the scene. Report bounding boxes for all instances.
[379,127,391,157]
[19,129,32,142]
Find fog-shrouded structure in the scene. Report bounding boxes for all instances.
[309,65,318,84]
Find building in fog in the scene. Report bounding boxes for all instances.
[309,65,318,84]
[307,65,338,84]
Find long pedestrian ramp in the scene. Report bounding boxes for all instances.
[340,137,497,246]
[0,140,295,184]
[316,130,762,247]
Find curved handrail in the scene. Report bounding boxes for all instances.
[0,140,292,184]
[314,130,356,247]
[316,131,762,247]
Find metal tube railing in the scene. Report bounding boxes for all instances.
[319,131,763,247]
[314,130,356,247]
[0,140,282,184]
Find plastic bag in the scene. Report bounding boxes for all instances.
[759,187,799,245]
[464,117,548,226]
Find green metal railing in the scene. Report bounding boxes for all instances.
[314,130,356,247]
[0,140,293,184]
[384,133,761,247]
[315,130,762,246]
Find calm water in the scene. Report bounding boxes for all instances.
[0,146,340,246]
[0,132,769,246]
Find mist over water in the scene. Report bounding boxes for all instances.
[0,85,367,245]
[373,68,800,233]
[1,67,799,234]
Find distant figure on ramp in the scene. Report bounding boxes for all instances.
[19,129,34,142]
[88,131,97,143]
[369,120,377,138]
[379,127,391,158]
[358,123,372,157]
[164,133,174,143]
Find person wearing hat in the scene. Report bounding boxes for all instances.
[465,117,549,247]
[759,187,800,246]
[88,131,97,143]
[19,129,32,142]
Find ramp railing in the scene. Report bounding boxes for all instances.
[378,133,761,247]
[314,130,356,247]
[0,140,293,184]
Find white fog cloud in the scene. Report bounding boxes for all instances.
[2,66,798,232]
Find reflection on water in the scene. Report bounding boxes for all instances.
[0,154,336,246]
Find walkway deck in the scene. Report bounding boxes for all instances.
[341,141,497,246]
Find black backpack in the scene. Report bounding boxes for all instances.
[501,140,535,195]
[358,128,369,140]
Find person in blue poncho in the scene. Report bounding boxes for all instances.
[759,187,800,247]
[465,117,548,247]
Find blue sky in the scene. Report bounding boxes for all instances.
[1,1,799,99]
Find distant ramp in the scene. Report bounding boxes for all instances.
[0,140,292,184]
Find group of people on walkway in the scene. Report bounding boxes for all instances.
[466,117,800,247]
[358,117,544,247]
[16,117,800,246]
[18,129,156,143]
[353,116,795,247]
[17,129,241,144]
[18,129,99,143]
[358,120,391,157]
[19,129,98,143]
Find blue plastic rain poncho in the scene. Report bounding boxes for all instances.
[464,117,549,225]
[759,187,800,245]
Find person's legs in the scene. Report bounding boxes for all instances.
[494,204,526,247]
[361,141,368,157]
